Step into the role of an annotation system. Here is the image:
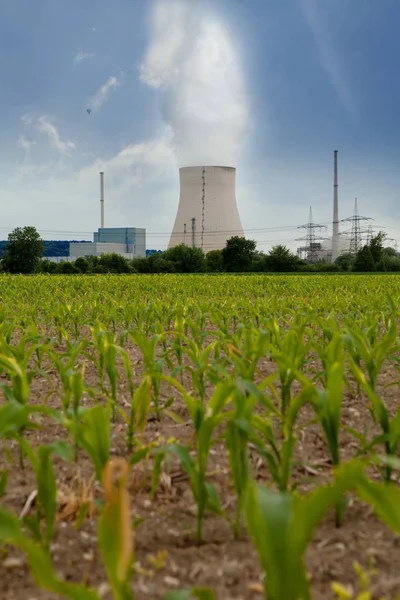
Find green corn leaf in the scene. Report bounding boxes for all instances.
[37,446,57,548]
[79,404,110,481]
[130,446,151,466]
[246,482,308,600]
[0,470,8,497]
[204,483,223,515]
[356,477,400,533]
[133,375,152,431]
[0,401,29,436]
[0,508,100,600]
[164,444,198,498]
[47,440,75,462]
[245,461,363,600]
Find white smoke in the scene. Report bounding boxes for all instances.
[140,0,248,167]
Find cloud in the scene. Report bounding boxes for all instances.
[301,0,357,119]
[74,51,95,63]
[140,0,249,167]
[0,131,178,247]
[89,76,119,110]
[1,134,400,253]
[20,115,33,126]
[36,117,75,154]
[17,135,36,154]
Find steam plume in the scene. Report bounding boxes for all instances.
[140,0,248,166]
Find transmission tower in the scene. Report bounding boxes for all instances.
[340,198,373,256]
[366,225,374,245]
[385,237,398,251]
[296,207,328,263]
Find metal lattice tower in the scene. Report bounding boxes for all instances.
[201,167,206,251]
[183,223,187,246]
[296,207,328,263]
[341,198,373,256]
[385,237,398,251]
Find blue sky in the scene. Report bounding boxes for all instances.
[1,0,400,251]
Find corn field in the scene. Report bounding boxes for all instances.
[1,273,400,600]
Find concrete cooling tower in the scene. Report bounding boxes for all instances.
[168,166,244,252]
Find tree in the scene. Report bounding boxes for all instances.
[265,245,302,272]
[74,257,89,273]
[163,244,205,273]
[205,250,224,272]
[38,259,58,274]
[58,261,80,274]
[382,247,398,258]
[335,253,354,272]
[2,226,44,274]
[222,237,256,272]
[99,253,131,273]
[369,232,386,264]
[354,245,375,272]
[250,251,267,272]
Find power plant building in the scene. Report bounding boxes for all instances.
[169,166,244,251]
[70,227,146,259]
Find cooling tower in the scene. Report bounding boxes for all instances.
[168,166,244,251]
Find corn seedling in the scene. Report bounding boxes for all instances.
[245,460,363,600]
[99,458,134,600]
[154,382,235,545]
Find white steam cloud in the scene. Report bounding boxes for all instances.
[140,0,248,167]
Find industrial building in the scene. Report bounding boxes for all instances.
[66,173,146,261]
[169,166,244,251]
[70,227,146,259]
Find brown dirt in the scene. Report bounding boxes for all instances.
[1,341,400,600]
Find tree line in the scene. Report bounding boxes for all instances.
[1,226,399,275]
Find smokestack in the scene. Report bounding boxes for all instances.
[332,151,339,262]
[100,172,105,229]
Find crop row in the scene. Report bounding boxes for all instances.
[0,274,400,599]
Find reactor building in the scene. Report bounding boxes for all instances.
[168,166,244,252]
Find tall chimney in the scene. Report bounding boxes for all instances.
[332,151,339,262]
[100,172,105,229]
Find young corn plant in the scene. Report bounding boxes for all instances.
[77,404,110,481]
[345,303,397,393]
[225,383,255,539]
[224,326,271,382]
[130,331,164,420]
[98,458,135,600]
[308,334,348,526]
[0,507,100,600]
[0,353,38,467]
[46,340,88,412]
[163,332,221,410]
[88,323,108,391]
[249,374,313,492]
[350,362,400,482]
[269,317,310,415]
[153,381,235,545]
[22,442,74,551]
[245,460,362,600]
[104,333,119,421]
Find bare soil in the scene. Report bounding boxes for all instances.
[1,342,400,600]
